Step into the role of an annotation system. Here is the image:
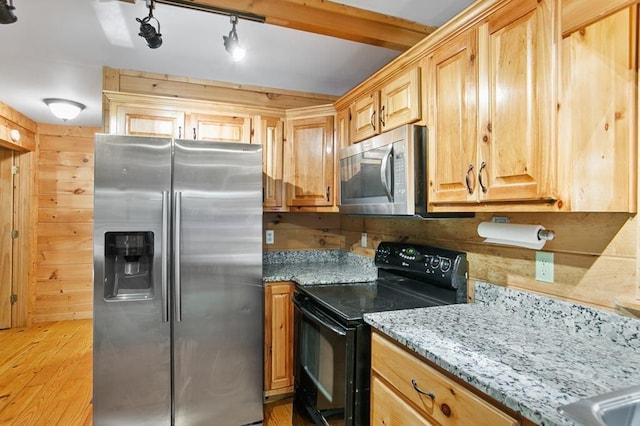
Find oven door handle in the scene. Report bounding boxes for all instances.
[293,296,347,337]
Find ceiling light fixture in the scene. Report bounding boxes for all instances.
[136,0,162,49]
[43,98,86,121]
[223,15,246,62]
[0,0,17,24]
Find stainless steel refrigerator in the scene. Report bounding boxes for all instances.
[93,134,264,426]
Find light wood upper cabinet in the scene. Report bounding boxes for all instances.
[429,0,556,209]
[259,116,285,210]
[284,113,336,208]
[264,282,294,398]
[115,105,185,138]
[336,107,351,153]
[558,5,637,212]
[351,67,421,144]
[476,0,555,203]
[427,28,479,204]
[352,91,379,143]
[186,113,252,143]
[381,67,422,132]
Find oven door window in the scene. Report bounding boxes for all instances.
[295,303,348,423]
[340,144,394,205]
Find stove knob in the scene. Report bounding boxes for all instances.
[430,256,440,269]
[440,258,451,272]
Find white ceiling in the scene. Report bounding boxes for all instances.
[0,0,475,127]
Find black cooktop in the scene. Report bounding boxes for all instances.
[296,277,454,325]
[295,242,468,325]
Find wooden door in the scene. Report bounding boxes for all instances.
[116,106,185,138]
[428,29,478,204]
[0,147,13,329]
[264,282,294,396]
[477,0,555,202]
[285,115,335,207]
[260,116,285,209]
[380,66,422,132]
[558,6,637,212]
[188,113,252,143]
[351,91,380,143]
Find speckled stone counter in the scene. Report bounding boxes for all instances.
[263,250,377,285]
[364,282,640,426]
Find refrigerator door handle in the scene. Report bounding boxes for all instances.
[174,191,183,322]
[161,191,170,323]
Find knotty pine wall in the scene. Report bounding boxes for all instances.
[341,212,638,312]
[264,211,639,312]
[35,125,99,323]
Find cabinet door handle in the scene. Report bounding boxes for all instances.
[478,161,488,193]
[193,127,197,140]
[411,379,435,400]
[380,105,386,128]
[178,126,182,139]
[465,163,475,194]
[326,186,331,202]
[370,111,376,131]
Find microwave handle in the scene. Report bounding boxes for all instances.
[380,144,393,201]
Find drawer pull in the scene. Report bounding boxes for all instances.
[411,379,435,400]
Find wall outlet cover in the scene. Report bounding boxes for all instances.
[265,230,275,245]
[361,232,367,248]
[535,251,554,283]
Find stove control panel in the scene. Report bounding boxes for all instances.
[375,242,467,291]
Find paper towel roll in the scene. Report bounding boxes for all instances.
[477,222,547,250]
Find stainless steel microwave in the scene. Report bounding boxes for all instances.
[339,124,471,219]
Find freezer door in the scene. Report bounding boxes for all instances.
[172,140,264,425]
[93,134,172,426]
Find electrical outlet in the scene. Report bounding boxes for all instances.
[265,230,275,245]
[535,251,554,283]
[361,232,367,248]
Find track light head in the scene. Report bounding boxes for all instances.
[136,0,162,49]
[223,15,245,62]
[0,0,17,24]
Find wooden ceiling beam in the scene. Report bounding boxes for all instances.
[150,0,436,51]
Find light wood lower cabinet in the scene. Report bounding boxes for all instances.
[264,282,294,399]
[371,331,519,426]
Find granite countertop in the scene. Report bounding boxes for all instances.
[263,250,377,285]
[364,282,640,426]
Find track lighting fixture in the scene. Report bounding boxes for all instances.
[223,15,246,62]
[0,0,17,24]
[43,98,86,121]
[136,0,162,49]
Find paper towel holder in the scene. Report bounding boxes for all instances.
[489,216,555,242]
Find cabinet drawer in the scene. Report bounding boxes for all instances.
[371,332,518,426]
[371,374,434,425]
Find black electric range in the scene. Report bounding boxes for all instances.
[292,241,468,426]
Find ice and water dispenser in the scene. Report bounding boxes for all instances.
[104,232,154,301]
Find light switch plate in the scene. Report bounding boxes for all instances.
[361,232,367,248]
[265,230,274,245]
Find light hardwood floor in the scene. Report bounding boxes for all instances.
[0,320,292,425]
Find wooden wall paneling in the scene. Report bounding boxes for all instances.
[342,212,637,311]
[112,68,338,110]
[263,213,343,251]
[0,148,12,329]
[34,125,98,323]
